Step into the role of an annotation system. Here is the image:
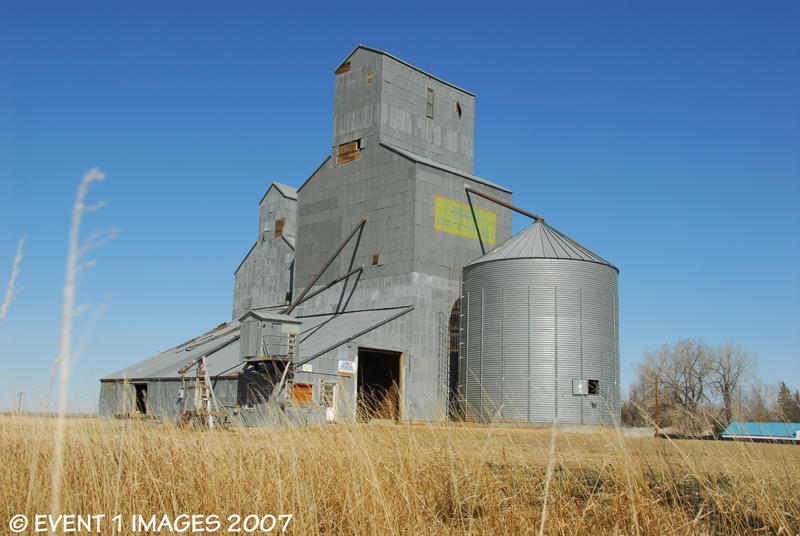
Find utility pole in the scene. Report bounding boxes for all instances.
[654,376,659,430]
[17,392,23,413]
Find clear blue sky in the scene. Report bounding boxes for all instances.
[1,2,798,411]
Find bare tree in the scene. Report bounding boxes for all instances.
[621,380,650,427]
[637,339,712,430]
[709,342,753,426]
[740,381,777,422]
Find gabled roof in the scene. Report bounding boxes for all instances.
[338,44,475,96]
[259,182,298,205]
[296,156,332,194]
[239,310,301,324]
[722,422,800,439]
[234,242,257,275]
[466,220,617,272]
[380,142,511,194]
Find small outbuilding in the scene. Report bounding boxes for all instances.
[722,422,800,443]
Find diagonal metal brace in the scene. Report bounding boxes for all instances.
[284,216,367,314]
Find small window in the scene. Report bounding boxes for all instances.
[588,379,600,395]
[372,253,380,265]
[285,291,292,303]
[335,62,351,76]
[320,382,336,408]
[366,72,374,84]
[274,218,286,238]
[292,383,313,404]
[455,101,462,118]
[337,139,361,165]
[426,88,434,119]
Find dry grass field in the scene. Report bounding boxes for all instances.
[1,414,798,535]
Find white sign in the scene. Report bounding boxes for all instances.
[301,364,313,372]
[338,360,356,376]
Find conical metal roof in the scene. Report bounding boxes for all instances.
[466,220,618,272]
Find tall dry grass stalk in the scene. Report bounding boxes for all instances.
[2,414,798,535]
[0,235,26,328]
[49,168,116,519]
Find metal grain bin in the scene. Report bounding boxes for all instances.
[460,221,620,425]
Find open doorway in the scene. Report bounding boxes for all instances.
[447,298,463,420]
[133,383,148,414]
[357,348,402,422]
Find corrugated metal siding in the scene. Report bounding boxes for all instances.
[531,286,556,422]
[502,287,528,422]
[461,257,619,425]
[464,290,482,420]
[481,289,503,420]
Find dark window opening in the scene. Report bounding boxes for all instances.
[237,362,282,409]
[426,88,435,119]
[285,291,292,304]
[455,101,462,118]
[337,139,361,165]
[357,348,401,422]
[134,383,147,414]
[588,379,600,395]
[372,253,380,265]
[335,62,351,75]
[274,218,286,238]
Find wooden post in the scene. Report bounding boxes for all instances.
[654,375,659,429]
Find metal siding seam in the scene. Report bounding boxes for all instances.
[527,285,531,423]
[463,290,468,405]
[580,287,583,425]
[480,288,483,420]
[500,286,504,415]
[615,292,620,420]
[554,285,559,420]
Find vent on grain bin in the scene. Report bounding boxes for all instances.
[239,310,301,363]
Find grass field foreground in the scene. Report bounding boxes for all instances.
[1,414,798,535]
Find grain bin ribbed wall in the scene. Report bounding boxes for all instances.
[460,221,620,425]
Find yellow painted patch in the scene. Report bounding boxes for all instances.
[434,195,496,245]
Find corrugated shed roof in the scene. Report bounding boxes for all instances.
[102,307,414,381]
[102,323,242,381]
[296,306,414,364]
[466,220,617,272]
[722,421,800,439]
[380,142,511,194]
